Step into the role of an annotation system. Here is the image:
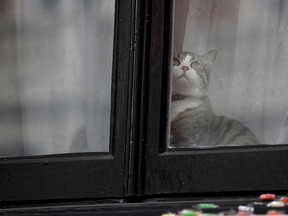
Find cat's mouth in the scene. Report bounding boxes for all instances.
[175,75,186,80]
[175,75,192,85]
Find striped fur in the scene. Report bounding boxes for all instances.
[170,50,259,147]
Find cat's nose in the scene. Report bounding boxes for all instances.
[181,66,189,72]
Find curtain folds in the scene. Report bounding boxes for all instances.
[0,0,115,156]
[174,0,288,144]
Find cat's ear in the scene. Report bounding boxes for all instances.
[202,49,217,64]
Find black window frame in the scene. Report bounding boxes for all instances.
[143,0,288,196]
[0,0,139,203]
[1,0,288,208]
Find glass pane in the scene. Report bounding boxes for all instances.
[0,0,114,156]
[170,0,288,148]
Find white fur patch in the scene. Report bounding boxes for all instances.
[170,98,201,122]
[172,55,206,98]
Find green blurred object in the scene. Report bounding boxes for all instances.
[179,209,197,216]
[196,203,219,209]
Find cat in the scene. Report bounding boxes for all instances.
[170,50,259,147]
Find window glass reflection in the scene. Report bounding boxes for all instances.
[170,0,288,148]
[0,0,114,156]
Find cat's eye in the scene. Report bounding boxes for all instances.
[173,58,180,66]
[191,61,200,68]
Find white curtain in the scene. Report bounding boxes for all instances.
[175,0,288,144]
[0,0,115,156]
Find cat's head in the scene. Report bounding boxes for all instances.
[172,50,217,97]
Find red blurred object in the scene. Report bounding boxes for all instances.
[259,193,276,201]
[236,211,250,216]
[279,196,288,204]
[267,210,283,216]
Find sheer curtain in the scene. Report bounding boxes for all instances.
[174,0,288,144]
[0,0,114,156]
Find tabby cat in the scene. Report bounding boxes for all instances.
[170,50,259,147]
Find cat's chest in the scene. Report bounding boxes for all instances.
[170,98,202,122]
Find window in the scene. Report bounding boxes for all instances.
[170,0,288,148]
[1,0,288,213]
[143,0,288,196]
[0,0,135,202]
[0,0,114,156]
